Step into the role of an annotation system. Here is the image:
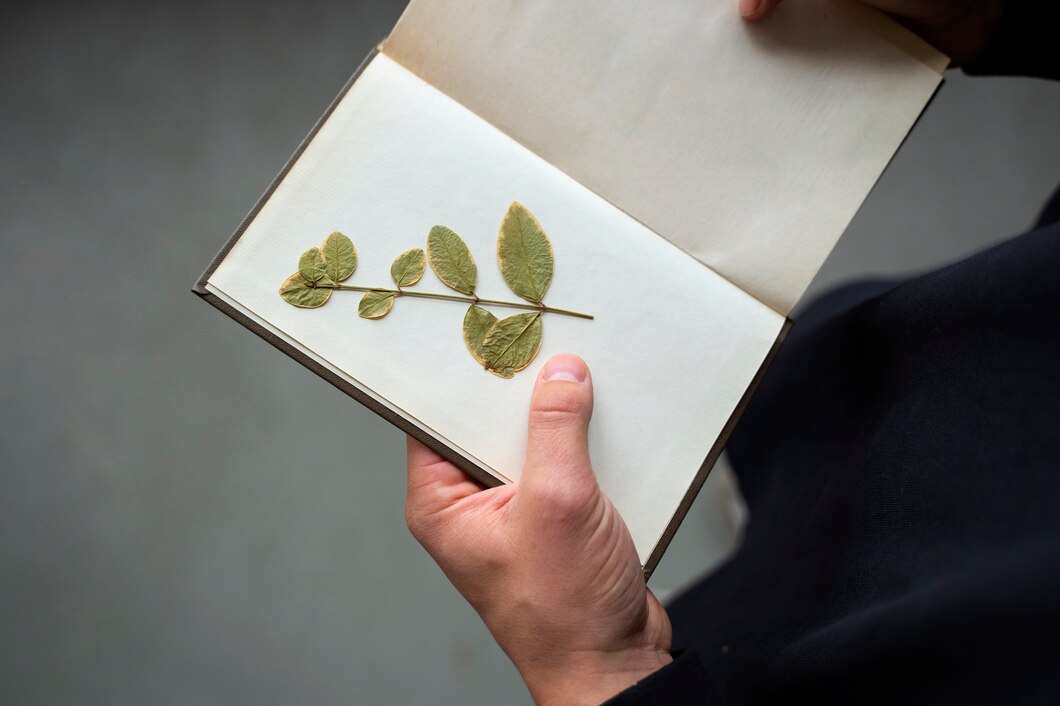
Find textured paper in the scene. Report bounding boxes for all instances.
[207,55,785,563]
[384,0,945,314]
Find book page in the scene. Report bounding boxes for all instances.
[384,0,945,314]
[207,55,785,564]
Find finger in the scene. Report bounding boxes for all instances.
[739,0,784,20]
[519,354,597,500]
[406,436,483,517]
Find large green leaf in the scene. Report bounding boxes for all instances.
[481,312,543,378]
[358,290,395,319]
[391,248,426,288]
[321,231,357,282]
[497,202,554,304]
[462,305,498,366]
[298,247,326,283]
[427,225,477,295]
[279,272,332,308]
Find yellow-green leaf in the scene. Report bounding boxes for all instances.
[427,225,477,295]
[481,312,543,378]
[298,247,326,282]
[391,248,426,288]
[358,290,395,319]
[279,272,332,308]
[462,305,498,366]
[321,231,357,282]
[497,202,554,304]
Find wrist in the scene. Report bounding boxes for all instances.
[524,647,673,706]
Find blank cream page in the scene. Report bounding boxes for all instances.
[207,54,785,563]
[385,0,944,314]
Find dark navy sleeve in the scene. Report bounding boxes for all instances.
[603,650,720,705]
[964,1,1060,80]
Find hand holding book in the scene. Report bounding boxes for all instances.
[393,1,955,700]
[406,355,672,705]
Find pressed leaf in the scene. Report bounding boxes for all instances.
[321,231,357,282]
[427,225,477,295]
[279,272,332,308]
[358,290,395,319]
[391,248,426,288]
[298,247,326,282]
[481,312,543,378]
[462,305,498,366]
[497,202,554,304]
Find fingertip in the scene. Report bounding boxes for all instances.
[532,355,594,421]
[535,353,591,389]
[738,0,760,18]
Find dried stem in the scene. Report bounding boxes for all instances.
[324,284,593,320]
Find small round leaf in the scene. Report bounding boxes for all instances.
[462,305,498,366]
[481,312,543,378]
[279,272,332,308]
[427,225,477,295]
[322,231,357,282]
[298,247,327,283]
[391,248,427,288]
[358,291,395,319]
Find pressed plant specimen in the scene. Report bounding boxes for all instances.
[279,202,592,378]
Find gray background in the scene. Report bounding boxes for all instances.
[2,1,1058,704]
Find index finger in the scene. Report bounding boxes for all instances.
[406,436,484,513]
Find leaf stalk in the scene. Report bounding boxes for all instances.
[323,284,593,320]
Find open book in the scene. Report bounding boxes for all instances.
[195,0,945,576]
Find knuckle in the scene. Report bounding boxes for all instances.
[531,477,597,517]
[405,502,456,559]
[530,386,586,427]
[404,502,431,540]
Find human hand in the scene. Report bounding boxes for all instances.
[738,0,1005,65]
[405,354,672,705]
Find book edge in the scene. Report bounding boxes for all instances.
[642,319,792,581]
[194,285,504,491]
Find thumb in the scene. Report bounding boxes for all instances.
[520,354,596,498]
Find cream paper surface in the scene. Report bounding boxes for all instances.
[384,0,945,314]
[207,55,785,563]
